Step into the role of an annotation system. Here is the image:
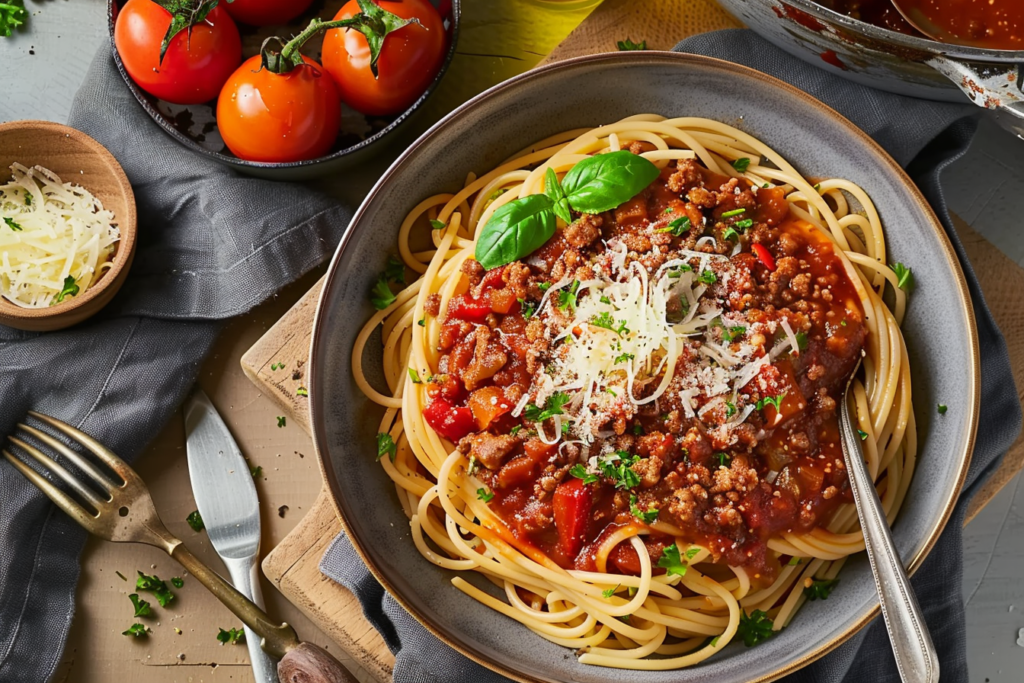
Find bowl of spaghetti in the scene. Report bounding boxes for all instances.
[310,53,978,682]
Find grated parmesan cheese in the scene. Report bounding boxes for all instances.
[0,163,120,308]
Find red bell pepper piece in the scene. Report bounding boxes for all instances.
[553,478,593,559]
[445,295,492,323]
[752,243,776,271]
[423,398,476,442]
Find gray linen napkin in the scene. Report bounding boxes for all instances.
[320,30,1024,683]
[0,49,353,682]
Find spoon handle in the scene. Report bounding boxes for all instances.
[840,398,939,683]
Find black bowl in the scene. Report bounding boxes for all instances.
[107,0,461,180]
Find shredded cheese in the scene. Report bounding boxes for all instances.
[0,163,120,308]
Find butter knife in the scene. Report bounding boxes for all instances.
[185,388,277,683]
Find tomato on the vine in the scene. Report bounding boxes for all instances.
[217,55,341,163]
[223,0,316,27]
[321,0,447,116]
[114,0,241,105]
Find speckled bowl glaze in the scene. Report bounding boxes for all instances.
[309,53,979,683]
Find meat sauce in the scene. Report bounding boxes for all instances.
[423,155,865,584]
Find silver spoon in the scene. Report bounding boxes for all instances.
[839,358,939,683]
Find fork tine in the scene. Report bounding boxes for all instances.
[16,423,121,491]
[7,436,107,511]
[27,411,131,477]
[3,449,99,527]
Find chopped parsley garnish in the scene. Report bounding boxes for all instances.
[489,188,508,201]
[667,264,692,278]
[557,280,581,312]
[509,425,522,437]
[599,295,611,304]
[296,386,308,396]
[731,157,751,173]
[538,281,552,293]
[429,219,446,230]
[657,216,691,236]
[858,429,869,441]
[384,255,406,284]
[602,585,620,598]
[518,298,536,319]
[591,311,630,336]
[23,191,31,206]
[804,577,839,601]
[250,464,263,479]
[217,627,246,645]
[408,368,421,384]
[569,463,598,484]
[597,451,641,489]
[477,487,495,503]
[737,609,774,646]
[418,318,426,326]
[813,182,822,191]
[628,585,638,596]
[656,543,689,578]
[376,433,397,462]
[523,392,571,423]
[709,635,721,647]
[725,402,737,418]
[129,593,152,618]
[756,394,786,411]
[698,270,717,285]
[616,38,647,51]
[632,422,643,435]
[617,615,632,624]
[891,262,914,291]
[711,317,745,341]
[369,274,397,310]
[171,577,184,588]
[3,216,23,231]
[614,352,635,364]
[116,571,128,582]
[122,623,149,638]
[136,572,175,607]
[629,494,658,524]
[277,416,286,428]
[270,362,285,371]
[721,208,746,218]
[605,388,617,397]
[795,331,809,351]
[734,218,753,230]
[186,510,204,532]
[53,276,79,304]
[715,452,731,468]
[722,227,739,242]
[937,404,948,414]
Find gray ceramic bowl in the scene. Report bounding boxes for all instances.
[309,52,979,682]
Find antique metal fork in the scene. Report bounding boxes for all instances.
[3,411,355,683]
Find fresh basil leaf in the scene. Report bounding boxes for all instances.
[475,194,557,270]
[561,151,660,214]
[545,167,572,225]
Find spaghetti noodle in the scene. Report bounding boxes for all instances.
[352,115,914,669]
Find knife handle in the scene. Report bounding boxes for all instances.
[223,556,280,683]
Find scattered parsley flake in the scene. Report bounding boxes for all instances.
[296,386,308,396]
[418,318,426,326]
[617,38,647,51]
[429,219,446,230]
[795,331,809,351]
[518,298,537,319]
[569,463,598,485]
[270,362,285,371]
[523,392,571,423]
[858,429,869,441]
[557,280,581,312]
[731,157,751,173]
[734,218,753,229]
[53,276,79,304]
[385,255,406,284]
[477,488,495,503]
[629,494,658,524]
[136,571,175,607]
[186,510,204,532]
[709,635,721,647]
[276,416,286,428]
[891,262,914,291]
[658,216,691,236]
[937,404,948,415]
[657,543,688,578]
[614,352,635,364]
[408,368,421,384]
[711,317,745,342]
[116,571,128,582]
[122,623,149,638]
[171,577,184,588]
[737,609,774,646]
[129,593,151,618]
[3,216,23,231]
[369,274,397,310]
[376,433,397,462]
[716,452,731,468]
[756,394,786,411]
[698,270,717,285]
[602,584,620,598]
[804,577,839,601]
[217,627,246,645]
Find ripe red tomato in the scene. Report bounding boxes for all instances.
[114,0,241,105]
[321,0,447,116]
[223,0,316,27]
[217,55,341,163]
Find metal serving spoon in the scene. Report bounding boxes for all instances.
[839,358,939,683]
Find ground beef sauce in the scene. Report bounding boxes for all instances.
[424,152,866,585]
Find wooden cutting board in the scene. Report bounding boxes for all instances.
[246,3,1024,681]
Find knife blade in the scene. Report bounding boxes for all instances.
[184,388,278,683]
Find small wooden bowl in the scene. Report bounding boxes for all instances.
[0,121,137,332]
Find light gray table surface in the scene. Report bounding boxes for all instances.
[2,2,1023,680]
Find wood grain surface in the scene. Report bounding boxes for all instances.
[248,3,1024,681]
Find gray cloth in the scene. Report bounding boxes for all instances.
[0,49,353,682]
[319,30,1024,683]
